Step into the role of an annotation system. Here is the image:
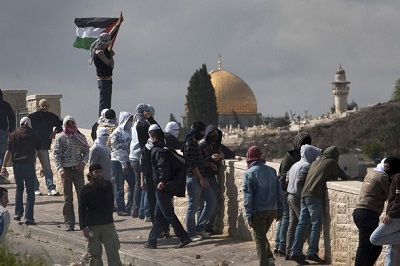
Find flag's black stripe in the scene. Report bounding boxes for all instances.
[74,17,118,28]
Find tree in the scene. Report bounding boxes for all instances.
[185,64,218,127]
[391,79,400,100]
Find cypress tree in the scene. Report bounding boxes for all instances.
[185,64,218,128]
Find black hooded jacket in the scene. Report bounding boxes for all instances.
[0,90,16,133]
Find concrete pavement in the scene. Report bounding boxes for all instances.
[3,181,299,266]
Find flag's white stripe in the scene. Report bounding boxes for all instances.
[76,26,107,39]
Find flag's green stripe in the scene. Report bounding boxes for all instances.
[73,37,97,50]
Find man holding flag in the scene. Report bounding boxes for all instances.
[73,12,123,116]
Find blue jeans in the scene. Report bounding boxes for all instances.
[130,160,142,216]
[370,218,400,266]
[147,189,189,246]
[291,196,323,256]
[0,129,7,178]
[352,208,382,266]
[98,79,112,117]
[112,160,134,213]
[185,173,216,236]
[34,150,56,191]
[197,174,219,230]
[275,192,289,252]
[139,189,150,218]
[13,162,36,221]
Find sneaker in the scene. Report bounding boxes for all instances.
[161,232,171,239]
[143,243,157,249]
[190,235,203,242]
[48,189,60,196]
[306,254,326,264]
[65,226,74,231]
[117,212,130,216]
[175,238,192,248]
[144,217,152,222]
[205,228,217,235]
[34,190,43,196]
[25,220,37,226]
[13,216,21,221]
[138,215,145,220]
[290,254,309,265]
[196,230,211,239]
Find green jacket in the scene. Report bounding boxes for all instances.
[301,146,350,199]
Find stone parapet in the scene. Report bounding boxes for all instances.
[1,89,28,116]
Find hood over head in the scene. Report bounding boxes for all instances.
[165,122,179,138]
[118,111,133,130]
[293,132,311,151]
[321,146,340,162]
[204,124,222,145]
[300,144,321,164]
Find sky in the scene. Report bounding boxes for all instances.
[1,1,400,128]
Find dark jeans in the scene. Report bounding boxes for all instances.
[275,192,289,252]
[98,79,112,116]
[13,162,36,221]
[147,189,189,246]
[353,208,382,266]
[253,210,276,266]
[130,161,142,216]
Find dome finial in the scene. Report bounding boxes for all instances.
[218,54,222,70]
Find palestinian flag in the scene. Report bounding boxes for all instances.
[73,17,118,50]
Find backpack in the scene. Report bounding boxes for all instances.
[163,147,186,197]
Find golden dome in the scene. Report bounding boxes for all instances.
[210,69,257,114]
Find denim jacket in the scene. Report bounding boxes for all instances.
[243,161,284,223]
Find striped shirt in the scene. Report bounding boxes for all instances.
[183,138,206,176]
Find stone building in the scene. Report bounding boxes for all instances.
[209,56,261,127]
[332,65,350,115]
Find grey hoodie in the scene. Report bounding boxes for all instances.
[286,144,321,196]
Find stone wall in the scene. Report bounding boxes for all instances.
[173,160,387,266]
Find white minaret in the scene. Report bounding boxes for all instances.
[332,65,350,115]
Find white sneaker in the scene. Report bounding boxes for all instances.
[48,189,60,196]
[190,235,203,242]
[34,190,43,196]
[196,231,211,239]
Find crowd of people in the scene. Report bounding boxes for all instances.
[1,86,400,265]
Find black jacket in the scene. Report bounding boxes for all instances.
[28,111,63,149]
[0,100,15,133]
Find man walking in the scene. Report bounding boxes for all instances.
[28,99,63,196]
[243,145,284,266]
[1,117,45,225]
[0,89,15,184]
[54,116,89,231]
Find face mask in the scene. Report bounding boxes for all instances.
[209,135,218,143]
[98,135,108,145]
[195,132,205,141]
[171,129,179,138]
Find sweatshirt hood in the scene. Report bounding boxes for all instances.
[293,132,311,151]
[321,146,339,162]
[118,111,133,131]
[300,144,321,164]
[204,125,222,144]
[63,115,76,127]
